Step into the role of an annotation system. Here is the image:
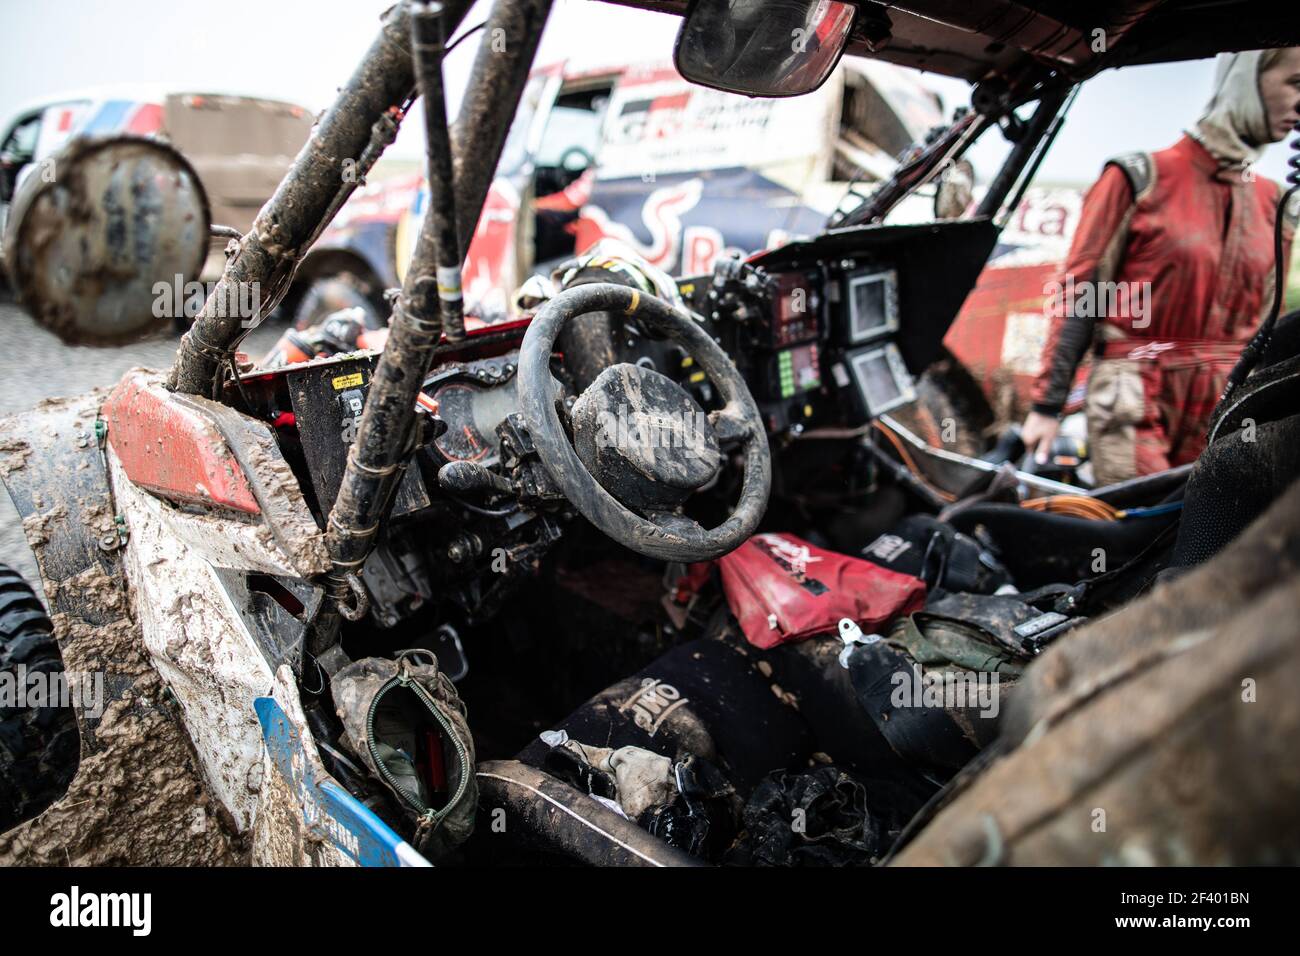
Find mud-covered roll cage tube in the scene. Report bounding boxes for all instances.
[167,0,547,398]
[169,2,446,394]
[321,0,554,621]
[324,2,465,600]
[164,0,553,631]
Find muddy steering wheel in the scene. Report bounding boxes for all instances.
[518,282,771,562]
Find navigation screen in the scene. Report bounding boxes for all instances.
[847,268,898,343]
[848,343,914,416]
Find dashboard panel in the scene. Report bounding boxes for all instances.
[769,270,822,347]
[750,218,1000,374]
[678,252,918,435]
[674,219,1002,437]
[422,351,521,467]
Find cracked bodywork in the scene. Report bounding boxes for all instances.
[102,384,331,832]
[171,391,332,578]
[0,379,350,859]
[110,451,288,832]
[103,371,261,515]
[104,370,330,578]
[168,3,431,394]
[0,392,239,865]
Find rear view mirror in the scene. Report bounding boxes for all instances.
[674,0,857,98]
[934,159,975,220]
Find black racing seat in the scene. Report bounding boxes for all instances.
[494,611,940,864]
[946,500,1181,590]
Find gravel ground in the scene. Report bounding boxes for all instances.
[0,293,283,595]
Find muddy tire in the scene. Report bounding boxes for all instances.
[0,563,79,833]
[293,274,384,331]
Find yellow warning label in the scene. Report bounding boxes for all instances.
[332,373,364,390]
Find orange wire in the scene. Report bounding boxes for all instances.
[1021,494,1118,521]
[871,422,1116,519]
[871,421,957,502]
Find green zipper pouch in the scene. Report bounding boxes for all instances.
[332,650,477,861]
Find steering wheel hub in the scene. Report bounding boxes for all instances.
[571,363,721,512]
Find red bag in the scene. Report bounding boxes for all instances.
[718,533,926,650]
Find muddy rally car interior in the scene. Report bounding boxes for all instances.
[1,0,1299,870]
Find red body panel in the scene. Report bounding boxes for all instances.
[943,260,1090,415]
[102,372,261,515]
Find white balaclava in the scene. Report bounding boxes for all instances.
[1190,50,1280,169]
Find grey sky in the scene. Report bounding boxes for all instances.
[1,0,1294,186]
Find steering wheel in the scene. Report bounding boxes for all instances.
[518,282,771,562]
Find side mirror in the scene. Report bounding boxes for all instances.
[2,135,210,345]
[674,0,857,98]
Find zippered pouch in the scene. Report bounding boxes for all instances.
[331,650,477,860]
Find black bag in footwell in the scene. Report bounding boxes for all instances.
[514,614,940,861]
[725,765,920,866]
[839,590,1083,778]
[517,636,814,799]
[859,514,1011,595]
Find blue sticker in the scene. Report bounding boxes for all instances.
[255,696,429,867]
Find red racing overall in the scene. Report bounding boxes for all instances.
[1031,134,1294,485]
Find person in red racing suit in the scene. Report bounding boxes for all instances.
[1023,49,1300,486]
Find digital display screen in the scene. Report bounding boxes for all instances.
[771,272,819,347]
[847,344,914,416]
[775,344,821,399]
[847,269,898,343]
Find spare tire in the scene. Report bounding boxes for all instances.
[0,563,78,833]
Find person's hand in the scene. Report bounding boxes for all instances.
[1022,411,1061,465]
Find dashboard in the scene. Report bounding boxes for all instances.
[413,257,920,457]
[233,221,997,531]
[678,255,917,436]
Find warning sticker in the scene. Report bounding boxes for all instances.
[332,373,365,390]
